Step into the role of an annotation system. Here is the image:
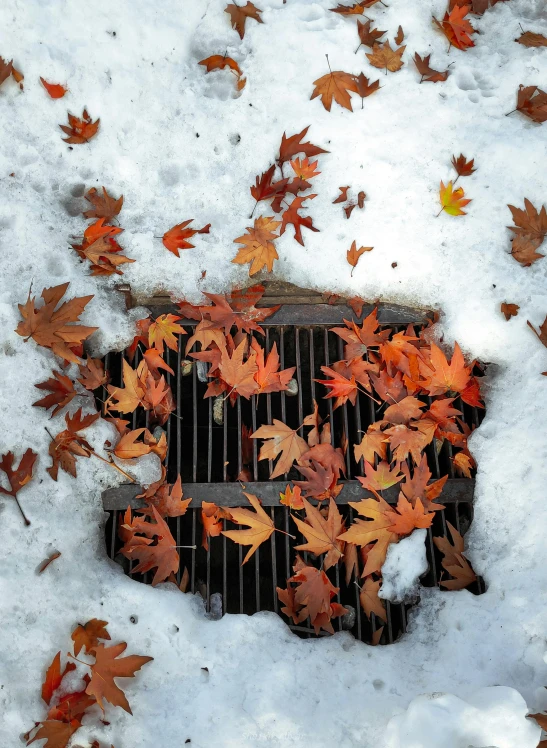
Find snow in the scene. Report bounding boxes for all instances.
[379,529,428,603]
[1,0,547,746]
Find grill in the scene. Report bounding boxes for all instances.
[101,290,485,645]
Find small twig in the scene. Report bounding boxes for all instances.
[435,206,444,218]
[91,451,136,482]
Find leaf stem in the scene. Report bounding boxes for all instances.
[14,494,31,526]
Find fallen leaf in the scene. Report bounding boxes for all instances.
[106,359,146,414]
[289,561,347,634]
[337,495,398,575]
[201,501,230,550]
[251,339,295,394]
[86,641,153,714]
[360,577,386,621]
[0,448,38,524]
[384,494,435,534]
[293,498,345,569]
[16,283,97,364]
[451,153,476,177]
[33,371,77,416]
[148,314,185,354]
[233,216,281,275]
[59,109,99,144]
[40,77,68,99]
[0,56,13,86]
[510,234,544,266]
[222,492,275,563]
[433,5,475,51]
[348,296,365,317]
[500,302,519,320]
[198,54,245,89]
[507,198,547,242]
[516,31,547,48]
[527,316,547,348]
[162,220,210,257]
[280,483,305,510]
[453,451,473,477]
[413,53,449,83]
[434,521,477,590]
[366,42,406,73]
[316,365,358,409]
[358,461,404,492]
[225,1,263,39]
[279,194,319,245]
[514,85,547,123]
[277,126,328,165]
[347,241,373,275]
[439,181,471,216]
[420,342,472,396]
[394,25,404,45]
[71,619,111,656]
[121,506,180,585]
[112,428,153,460]
[356,19,386,49]
[311,70,359,111]
[251,419,308,479]
[140,475,191,518]
[83,187,123,221]
[331,1,380,13]
[26,720,81,748]
[38,551,61,574]
[219,338,259,399]
[353,73,380,107]
[41,652,76,705]
[354,428,387,464]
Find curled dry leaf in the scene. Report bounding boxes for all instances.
[40,77,68,98]
[311,70,359,111]
[394,25,404,46]
[59,109,100,144]
[434,521,477,590]
[199,54,246,90]
[37,551,61,574]
[500,302,519,320]
[347,241,373,275]
[41,652,76,705]
[439,181,471,216]
[413,53,449,83]
[225,1,263,39]
[366,42,406,73]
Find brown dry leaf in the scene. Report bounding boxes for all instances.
[0,448,38,525]
[516,31,547,48]
[33,370,77,416]
[251,339,295,394]
[507,198,547,242]
[451,153,476,177]
[354,428,387,464]
[500,302,519,320]
[252,419,308,479]
[359,577,386,621]
[311,70,359,111]
[384,424,431,464]
[356,19,386,49]
[106,359,146,414]
[83,187,123,221]
[38,551,61,574]
[71,618,111,656]
[279,194,319,246]
[121,506,180,585]
[198,54,245,89]
[510,234,544,266]
[347,241,373,276]
[0,56,14,86]
[201,501,230,550]
[413,53,449,83]
[278,126,329,165]
[394,25,404,45]
[46,409,99,481]
[366,42,406,73]
[293,498,345,570]
[16,283,97,364]
[384,495,435,535]
[59,109,100,144]
[280,483,305,510]
[433,5,475,51]
[140,475,191,519]
[112,428,153,460]
[337,496,398,576]
[434,521,477,590]
[219,338,258,399]
[222,492,275,563]
[353,73,380,107]
[86,641,153,714]
[453,451,473,477]
[162,220,211,257]
[26,720,81,748]
[358,461,404,492]
[78,357,109,391]
[233,216,281,276]
[515,85,547,123]
[225,2,263,39]
[528,316,547,350]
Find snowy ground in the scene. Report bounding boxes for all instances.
[1,0,547,746]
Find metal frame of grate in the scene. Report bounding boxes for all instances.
[101,302,485,645]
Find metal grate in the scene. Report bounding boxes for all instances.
[101,301,485,645]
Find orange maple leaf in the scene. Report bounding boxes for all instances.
[251,419,308,479]
[86,641,153,714]
[219,338,259,399]
[433,5,475,50]
[347,241,373,275]
[439,181,472,216]
[420,342,472,396]
[148,314,185,354]
[225,1,263,39]
[251,338,295,394]
[233,216,281,276]
[40,77,68,98]
[311,70,359,111]
[293,498,345,570]
[222,492,275,563]
[162,220,210,257]
[59,109,100,144]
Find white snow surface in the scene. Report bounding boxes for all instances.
[1,0,547,746]
[379,529,428,603]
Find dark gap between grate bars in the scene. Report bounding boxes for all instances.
[101,302,485,645]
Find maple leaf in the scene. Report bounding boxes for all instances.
[311,70,359,111]
[40,77,68,99]
[143,348,174,378]
[384,424,431,464]
[514,85,547,124]
[47,409,99,480]
[383,395,425,425]
[360,577,386,621]
[421,342,472,396]
[0,56,13,86]
[413,53,449,83]
[41,652,76,705]
[0,448,38,525]
[347,241,373,276]
[354,427,387,464]
[198,54,246,89]
[353,73,380,108]
[366,42,406,73]
[276,582,299,623]
[356,19,386,49]
[290,562,348,634]
[316,365,358,409]
[33,370,76,416]
[86,641,153,714]
[83,187,123,221]
[290,156,320,181]
[71,619,111,656]
[330,1,380,14]
[46,676,95,723]
[222,492,275,563]
[251,164,289,205]
[280,483,305,510]
[433,6,475,51]
[516,31,547,48]
[106,359,146,414]
[384,494,434,535]
[111,428,153,460]
[395,25,405,45]
[78,357,109,391]
[331,309,391,359]
[162,220,210,257]
[26,720,81,748]
[501,302,519,320]
[185,319,226,355]
[510,234,544,266]
[439,181,471,216]
[528,316,547,352]
[148,313,185,354]
[294,459,342,501]
[16,283,97,364]
[251,338,295,394]
[434,521,477,590]
[451,154,476,178]
[293,498,344,569]
[279,194,319,246]
[251,419,308,479]
[201,501,231,550]
[59,109,100,144]
[358,461,403,492]
[507,199,547,242]
[278,126,329,165]
[233,216,281,276]
[121,506,180,585]
[399,454,447,511]
[225,2,262,39]
[219,338,259,399]
[337,495,398,576]
[453,451,474,477]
